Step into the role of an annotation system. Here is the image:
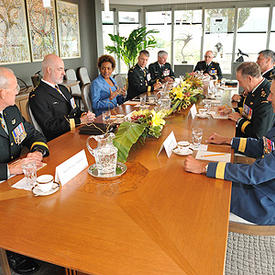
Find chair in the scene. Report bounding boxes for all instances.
[26,100,44,135]
[113,74,127,90]
[78,67,91,86]
[81,83,92,112]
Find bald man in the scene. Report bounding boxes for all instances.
[29,54,95,141]
[194,50,223,80]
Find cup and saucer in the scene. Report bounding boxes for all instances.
[32,175,60,196]
[196,109,209,119]
[172,141,193,156]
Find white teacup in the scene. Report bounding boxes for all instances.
[36,174,54,192]
[199,108,207,115]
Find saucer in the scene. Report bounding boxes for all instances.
[32,182,60,196]
[173,147,193,156]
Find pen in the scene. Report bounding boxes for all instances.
[202,153,225,157]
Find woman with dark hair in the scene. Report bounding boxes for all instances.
[90,55,125,116]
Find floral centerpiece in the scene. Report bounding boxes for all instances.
[113,109,167,162]
[169,73,203,113]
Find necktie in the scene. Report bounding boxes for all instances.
[55,85,68,101]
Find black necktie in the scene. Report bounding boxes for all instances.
[55,85,68,101]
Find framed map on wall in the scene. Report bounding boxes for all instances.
[57,1,81,59]
[26,0,59,62]
[0,0,31,64]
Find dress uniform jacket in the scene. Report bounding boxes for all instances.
[148,62,175,84]
[262,67,275,81]
[234,78,274,139]
[194,61,223,80]
[207,124,275,225]
[29,81,83,141]
[91,75,125,117]
[0,105,49,180]
[127,64,154,100]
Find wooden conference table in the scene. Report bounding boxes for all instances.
[0,103,235,275]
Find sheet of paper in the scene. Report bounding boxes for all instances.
[189,144,208,151]
[157,131,177,158]
[11,177,32,191]
[55,150,88,186]
[196,150,231,162]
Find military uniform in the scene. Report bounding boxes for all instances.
[0,105,49,180]
[148,62,175,84]
[262,67,275,81]
[234,78,274,138]
[194,61,223,80]
[126,64,154,100]
[207,124,275,225]
[29,80,83,141]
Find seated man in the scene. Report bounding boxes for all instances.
[29,54,95,141]
[194,50,223,80]
[220,62,274,139]
[126,50,162,100]
[0,67,49,273]
[148,50,175,84]
[256,49,275,81]
[183,75,275,225]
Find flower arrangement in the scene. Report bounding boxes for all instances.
[169,73,203,113]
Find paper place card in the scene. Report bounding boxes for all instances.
[55,150,88,186]
[196,150,231,162]
[157,131,177,158]
[190,104,197,119]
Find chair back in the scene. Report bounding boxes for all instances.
[65,69,82,97]
[81,83,92,112]
[78,67,91,86]
[26,100,44,135]
[113,74,127,90]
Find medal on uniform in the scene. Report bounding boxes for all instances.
[12,122,27,145]
[242,104,253,120]
[210,68,217,76]
[263,136,274,155]
[163,69,170,77]
[70,98,77,109]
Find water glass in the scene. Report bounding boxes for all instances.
[192,128,203,150]
[22,161,37,188]
[102,110,111,124]
[140,95,146,108]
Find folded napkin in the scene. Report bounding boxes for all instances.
[79,123,117,135]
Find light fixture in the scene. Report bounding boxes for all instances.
[42,0,51,8]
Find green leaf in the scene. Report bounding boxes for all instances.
[113,122,146,163]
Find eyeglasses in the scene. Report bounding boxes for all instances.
[204,56,212,58]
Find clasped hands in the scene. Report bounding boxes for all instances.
[183,133,231,174]
[80,111,96,124]
[109,86,126,100]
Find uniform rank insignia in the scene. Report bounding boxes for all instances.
[11,119,16,125]
[12,122,27,145]
[242,104,253,120]
[263,136,274,155]
[70,98,77,109]
[261,91,266,97]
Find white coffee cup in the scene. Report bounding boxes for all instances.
[36,174,54,192]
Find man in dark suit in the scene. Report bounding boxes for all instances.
[29,54,95,141]
[0,67,49,273]
[127,50,162,100]
[194,50,223,80]
[148,50,175,84]
[257,49,275,81]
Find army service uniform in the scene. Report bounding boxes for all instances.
[0,105,49,180]
[207,124,275,225]
[148,62,175,84]
[127,64,154,100]
[194,61,223,80]
[262,67,275,81]
[29,80,84,141]
[234,78,274,139]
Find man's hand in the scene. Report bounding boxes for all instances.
[80,111,95,124]
[163,76,174,83]
[183,156,207,174]
[153,81,162,90]
[231,94,241,103]
[27,151,43,161]
[228,112,242,122]
[217,106,232,115]
[206,132,232,145]
[8,156,43,175]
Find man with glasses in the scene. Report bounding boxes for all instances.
[0,67,49,273]
[29,54,95,141]
[194,50,223,80]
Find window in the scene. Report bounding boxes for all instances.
[102,11,115,55]
[269,7,275,49]
[174,10,202,65]
[235,7,269,63]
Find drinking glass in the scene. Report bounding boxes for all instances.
[22,161,37,188]
[192,128,203,150]
[139,94,146,108]
[102,110,111,124]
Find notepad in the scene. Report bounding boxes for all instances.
[196,150,231,162]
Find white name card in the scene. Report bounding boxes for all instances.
[55,150,88,186]
[190,104,197,119]
[157,131,177,158]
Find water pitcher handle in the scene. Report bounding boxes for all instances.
[86,135,97,157]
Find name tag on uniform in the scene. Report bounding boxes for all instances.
[163,69,170,76]
[242,104,253,120]
[147,73,151,81]
[70,98,77,109]
[263,136,274,155]
[12,122,27,145]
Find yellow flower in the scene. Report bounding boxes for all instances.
[151,110,166,127]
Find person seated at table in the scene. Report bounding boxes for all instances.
[218,62,274,139]
[0,67,49,273]
[194,50,223,80]
[257,49,275,81]
[90,55,126,117]
[127,50,162,100]
[148,50,175,84]
[29,54,95,141]
[183,75,275,225]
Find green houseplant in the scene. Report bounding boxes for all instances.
[105,26,159,69]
